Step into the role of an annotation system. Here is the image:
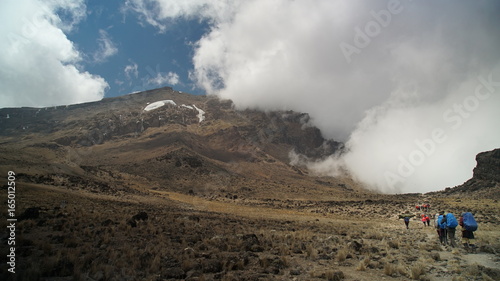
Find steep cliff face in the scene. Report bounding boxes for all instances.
[473,148,500,182]
[435,148,500,198]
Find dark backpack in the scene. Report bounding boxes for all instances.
[462,212,478,231]
[446,213,458,228]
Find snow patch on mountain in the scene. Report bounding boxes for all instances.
[193,105,205,123]
[144,100,205,123]
[144,100,177,111]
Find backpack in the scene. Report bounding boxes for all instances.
[462,212,478,231]
[437,215,447,229]
[446,213,458,228]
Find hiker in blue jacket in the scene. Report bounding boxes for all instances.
[445,212,458,247]
[399,214,414,229]
[404,216,410,229]
[436,212,448,245]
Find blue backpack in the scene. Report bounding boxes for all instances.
[446,213,458,228]
[437,215,446,229]
[462,212,478,231]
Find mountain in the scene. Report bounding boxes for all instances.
[0,87,359,200]
[2,88,500,281]
[434,148,500,199]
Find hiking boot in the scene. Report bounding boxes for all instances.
[469,244,476,250]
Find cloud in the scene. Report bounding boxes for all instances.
[93,29,118,63]
[124,62,139,79]
[131,0,500,194]
[0,0,108,108]
[148,71,180,86]
[123,0,240,32]
[122,62,180,93]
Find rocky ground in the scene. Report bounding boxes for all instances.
[1,181,499,281]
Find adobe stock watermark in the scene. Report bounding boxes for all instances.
[384,72,500,190]
[7,5,52,51]
[339,0,408,64]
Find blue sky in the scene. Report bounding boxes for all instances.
[1,0,499,194]
[69,0,208,97]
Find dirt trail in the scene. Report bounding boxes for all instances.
[423,226,500,280]
[151,190,345,223]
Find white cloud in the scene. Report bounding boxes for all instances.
[129,0,500,194]
[124,62,139,79]
[0,0,108,108]
[93,29,118,63]
[148,71,180,86]
[123,0,240,32]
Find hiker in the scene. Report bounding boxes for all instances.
[399,214,414,229]
[404,216,410,229]
[421,214,427,226]
[436,213,448,245]
[433,213,440,228]
[425,214,431,226]
[459,212,477,249]
[445,212,458,247]
[424,203,430,212]
[416,205,421,211]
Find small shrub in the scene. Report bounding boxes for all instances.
[388,240,399,249]
[397,264,408,277]
[356,261,366,271]
[384,263,396,276]
[149,253,161,273]
[306,244,318,260]
[325,270,345,281]
[463,264,481,277]
[336,248,348,262]
[410,262,426,280]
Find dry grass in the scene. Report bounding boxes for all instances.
[384,262,407,277]
[335,247,349,262]
[409,262,426,280]
[1,181,499,281]
[356,257,370,271]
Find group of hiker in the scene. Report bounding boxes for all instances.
[435,211,478,248]
[415,203,431,212]
[400,204,478,249]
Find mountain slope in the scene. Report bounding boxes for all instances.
[0,87,359,200]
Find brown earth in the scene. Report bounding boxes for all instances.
[0,88,499,280]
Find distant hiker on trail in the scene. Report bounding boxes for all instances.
[423,203,430,212]
[416,205,421,211]
[445,212,458,247]
[421,214,427,226]
[399,214,415,229]
[459,212,477,249]
[404,216,410,229]
[425,215,430,226]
